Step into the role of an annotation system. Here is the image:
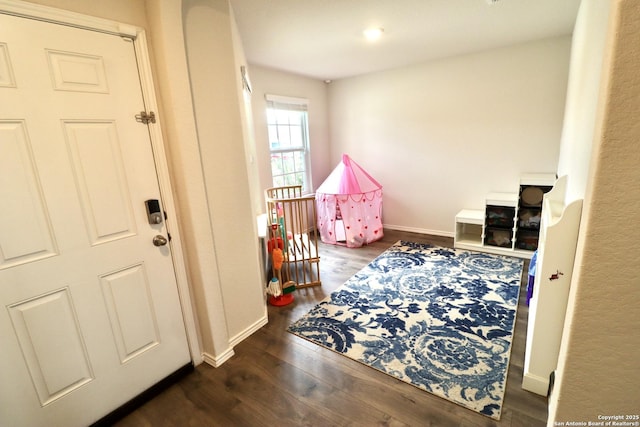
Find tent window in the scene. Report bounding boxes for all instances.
[266,94,311,192]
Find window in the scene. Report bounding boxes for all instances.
[266,94,311,192]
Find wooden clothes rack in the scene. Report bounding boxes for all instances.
[265,185,321,289]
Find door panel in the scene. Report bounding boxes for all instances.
[64,120,137,244]
[100,264,160,363]
[0,120,58,268]
[0,42,16,87]
[8,288,94,406]
[0,13,190,427]
[46,49,109,93]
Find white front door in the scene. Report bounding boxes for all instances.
[0,12,191,427]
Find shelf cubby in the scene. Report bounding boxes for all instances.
[454,174,556,259]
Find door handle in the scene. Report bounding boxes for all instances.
[152,235,168,247]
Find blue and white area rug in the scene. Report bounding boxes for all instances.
[288,241,523,420]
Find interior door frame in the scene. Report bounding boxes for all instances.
[0,0,202,364]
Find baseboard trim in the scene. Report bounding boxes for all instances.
[522,371,550,396]
[383,224,454,238]
[202,347,235,368]
[229,314,268,348]
[90,363,194,427]
[200,314,268,368]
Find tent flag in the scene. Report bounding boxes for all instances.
[316,154,383,248]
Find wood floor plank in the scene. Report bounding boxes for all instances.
[114,229,548,427]
[248,328,462,426]
[237,344,407,426]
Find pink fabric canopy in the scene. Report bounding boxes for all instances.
[316,154,383,248]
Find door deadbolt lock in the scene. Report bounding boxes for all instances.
[145,199,163,225]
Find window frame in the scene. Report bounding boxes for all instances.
[265,94,312,192]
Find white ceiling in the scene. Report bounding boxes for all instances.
[229,0,582,81]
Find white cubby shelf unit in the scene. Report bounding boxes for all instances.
[454,174,556,259]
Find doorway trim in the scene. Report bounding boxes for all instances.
[0,0,202,364]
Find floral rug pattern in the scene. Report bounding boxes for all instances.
[288,241,523,419]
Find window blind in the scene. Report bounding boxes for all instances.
[265,94,308,111]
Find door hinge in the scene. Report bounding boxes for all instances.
[135,111,156,124]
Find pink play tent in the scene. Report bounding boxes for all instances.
[316,154,383,248]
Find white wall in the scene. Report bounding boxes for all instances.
[146,0,232,364]
[548,0,640,422]
[247,65,330,199]
[328,37,571,235]
[182,0,266,348]
[556,0,611,201]
[230,7,264,217]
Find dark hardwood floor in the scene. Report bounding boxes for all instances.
[115,229,547,427]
